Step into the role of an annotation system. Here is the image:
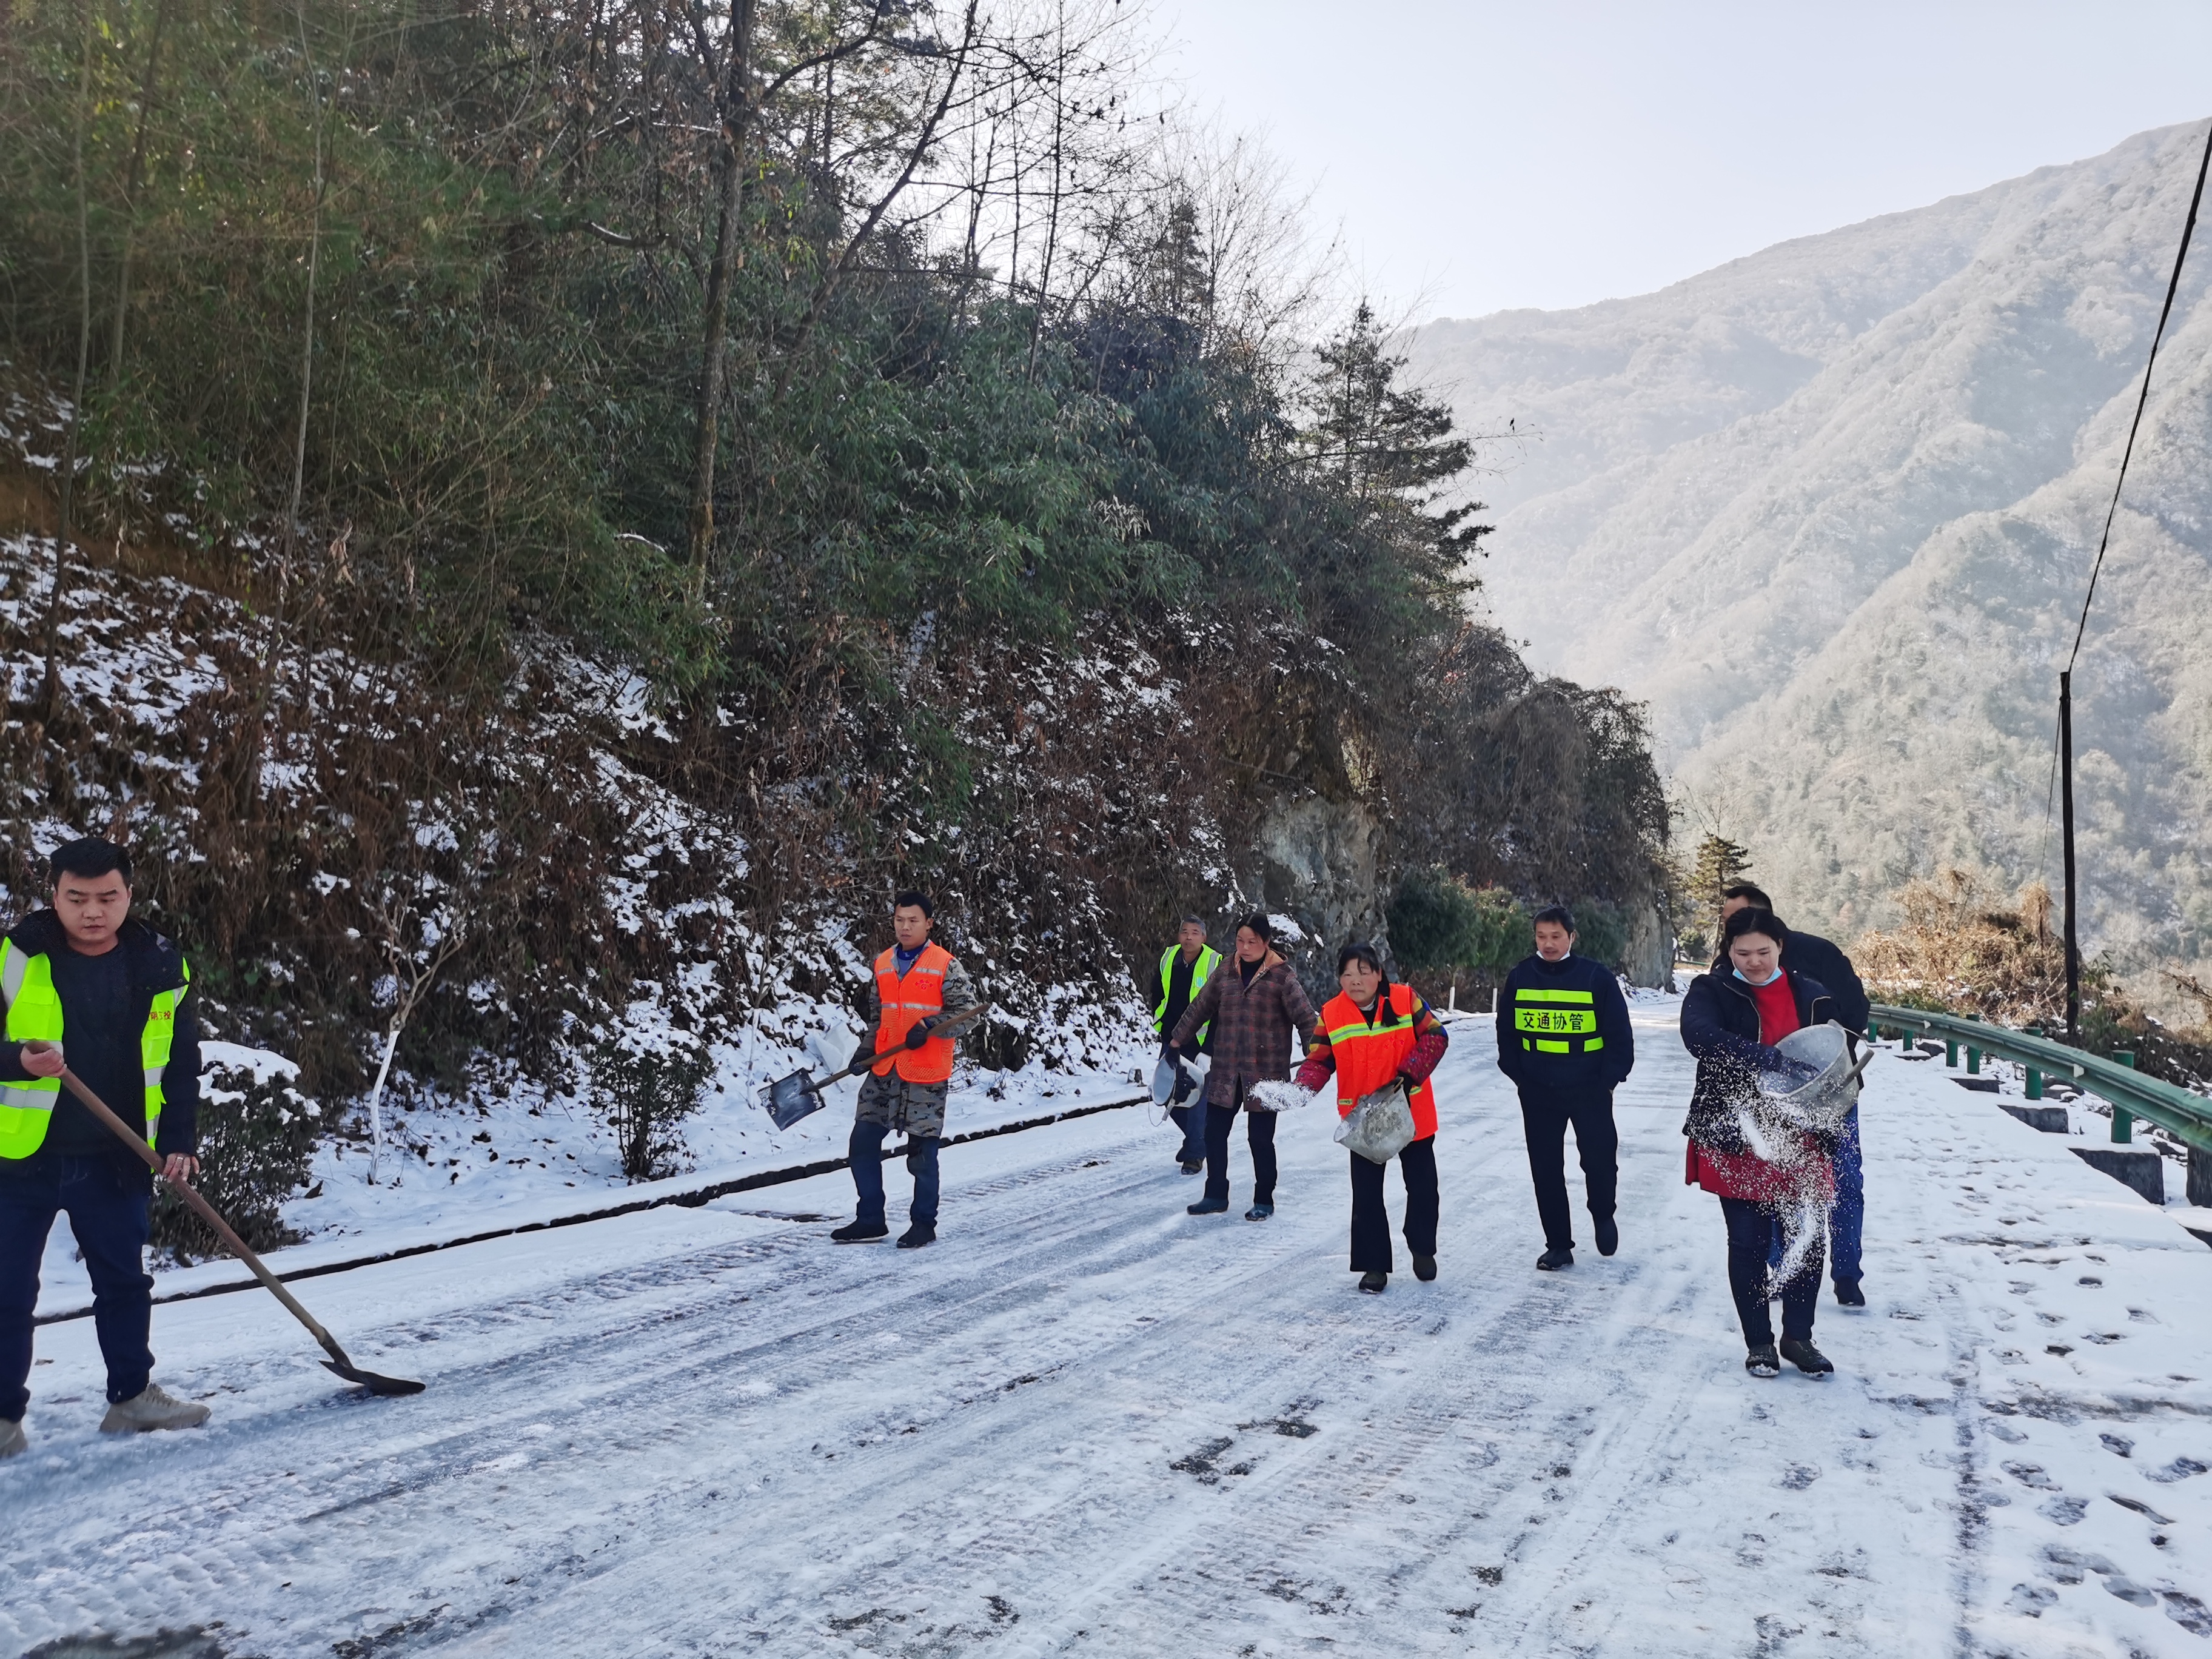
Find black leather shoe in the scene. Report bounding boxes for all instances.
[1244,1202,1274,1221]
[1780,1337,1834,1376]
[896,1224,936,1250]
[1537,1246,1574,1271]
[1179,1161,1202,1175]
[1745,1344,1780,1378]
[1594,1216,1619,1257]
[1834,1279,1866,1308]
[1359,1271,1388,1294]
[1412,1254,1438,1282]
[1187,1196,1229,1215]
[831,1219,890,1243]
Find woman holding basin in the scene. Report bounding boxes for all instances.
[1292,942,1449,1295]
[1679,906,1845,1379]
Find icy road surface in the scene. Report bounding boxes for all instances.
[8,1000,2212,1657]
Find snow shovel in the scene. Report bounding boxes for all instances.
[29,1044,425,1397]
[759,1002,992,1130]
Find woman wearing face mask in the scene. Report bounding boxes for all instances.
[1168,914,1318,1221]
[1679,907,1839,1379]
[1295,942,1449,1293]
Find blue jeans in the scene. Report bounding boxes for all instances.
[1,1155,156,1419]
[1765,1104,1863,1285]
[1162,1044,1207,1162]
[849,1120,940,1229]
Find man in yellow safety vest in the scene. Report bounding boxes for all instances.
[1495,904,1635,1272]
[1144,916,1219,1173]
[1,837,208,1459]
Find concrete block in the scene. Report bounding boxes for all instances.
[1999,1102,2070,1134]
[1952,1077,1999,1093]
[2071,1147,2165,1206]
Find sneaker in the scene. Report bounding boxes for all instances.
[99,1383,210,1433]
[1594,1216,1619,1257]
[1412,1254,1438,1282]
[1834,1279,1866,1308]
[1359,1271,1388,1294]
[1537,1246,1574,1271]
[831,1219,890,1243]
[896,1224,936,1250]
[1244,1203,1274,1222]
[1186,1196,1229,1215]
[1744,1344,1781,1379]
[0,1416,23,1458]
[1179,1161,1203,1175]
[1779,1337,1834,1377]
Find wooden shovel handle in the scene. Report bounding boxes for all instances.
[26,1042,353,1366]
[821,1000,994,1088]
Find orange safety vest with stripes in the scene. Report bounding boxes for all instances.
[871,942,957,1084]
[1319,984,1438,1141]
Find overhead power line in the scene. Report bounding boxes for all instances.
[2039,116,2212,886]
[2065,116,2212,672]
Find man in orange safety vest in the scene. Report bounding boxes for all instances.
[832,891,979,1250]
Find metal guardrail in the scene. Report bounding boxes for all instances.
[1870,1002,2212,1156]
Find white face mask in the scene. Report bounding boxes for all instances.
[1732,964,1780,987]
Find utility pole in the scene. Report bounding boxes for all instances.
[2060,671,2079,1044]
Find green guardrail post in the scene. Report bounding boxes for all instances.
[2111,1051,2136,1143]
[2026,1067,2042,1101]
[1945,1036,1958,1067]
[1967,1044,1982,1074]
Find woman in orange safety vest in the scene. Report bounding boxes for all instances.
[1295,942,1449,1295]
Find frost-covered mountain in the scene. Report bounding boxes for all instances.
[1407,121,2212,976]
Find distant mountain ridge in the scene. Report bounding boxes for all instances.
[1406,120,2212,984]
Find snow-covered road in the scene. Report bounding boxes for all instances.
[8,999,2212,1657]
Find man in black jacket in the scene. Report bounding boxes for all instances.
[0,838,207,1458]
[1718,883,1869,1305]
[1495,906,1634,1270]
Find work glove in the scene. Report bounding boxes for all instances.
[903,1019,936,1051]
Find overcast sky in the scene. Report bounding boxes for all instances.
[1164,1,2212,321]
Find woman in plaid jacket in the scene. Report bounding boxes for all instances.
[1168,914,1317,1221]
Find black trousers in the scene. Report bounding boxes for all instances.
[1349,1134,1438,1273]
[1517,1088,1618,1251]
[1,1155,155,1418]
[1203,1087,1276,1204]
[1721,1195,1822,1346]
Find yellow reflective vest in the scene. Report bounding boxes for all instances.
[0,936,190,1159]
[1153,943,1220,1042]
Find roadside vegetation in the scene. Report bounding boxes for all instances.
[0,0,1673,1191]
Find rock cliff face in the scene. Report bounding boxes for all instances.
[1408,120,2212,980]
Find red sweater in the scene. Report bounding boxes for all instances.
[1747,974,1799,1044]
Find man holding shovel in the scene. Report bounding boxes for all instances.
[1,837,208,1458]
[833,892,980,1250]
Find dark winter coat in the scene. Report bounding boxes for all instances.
[1775,930,1868,1035]
[1169,949,1317,1106]
[0,911,201,1167]
[1677,967,1833,1156]
[1493,953,1635,1096]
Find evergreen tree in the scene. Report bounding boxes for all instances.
[1691,834,1755,951]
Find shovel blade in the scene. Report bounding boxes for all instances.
[322,1358,426,1396]
[763,1071,826,1130]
